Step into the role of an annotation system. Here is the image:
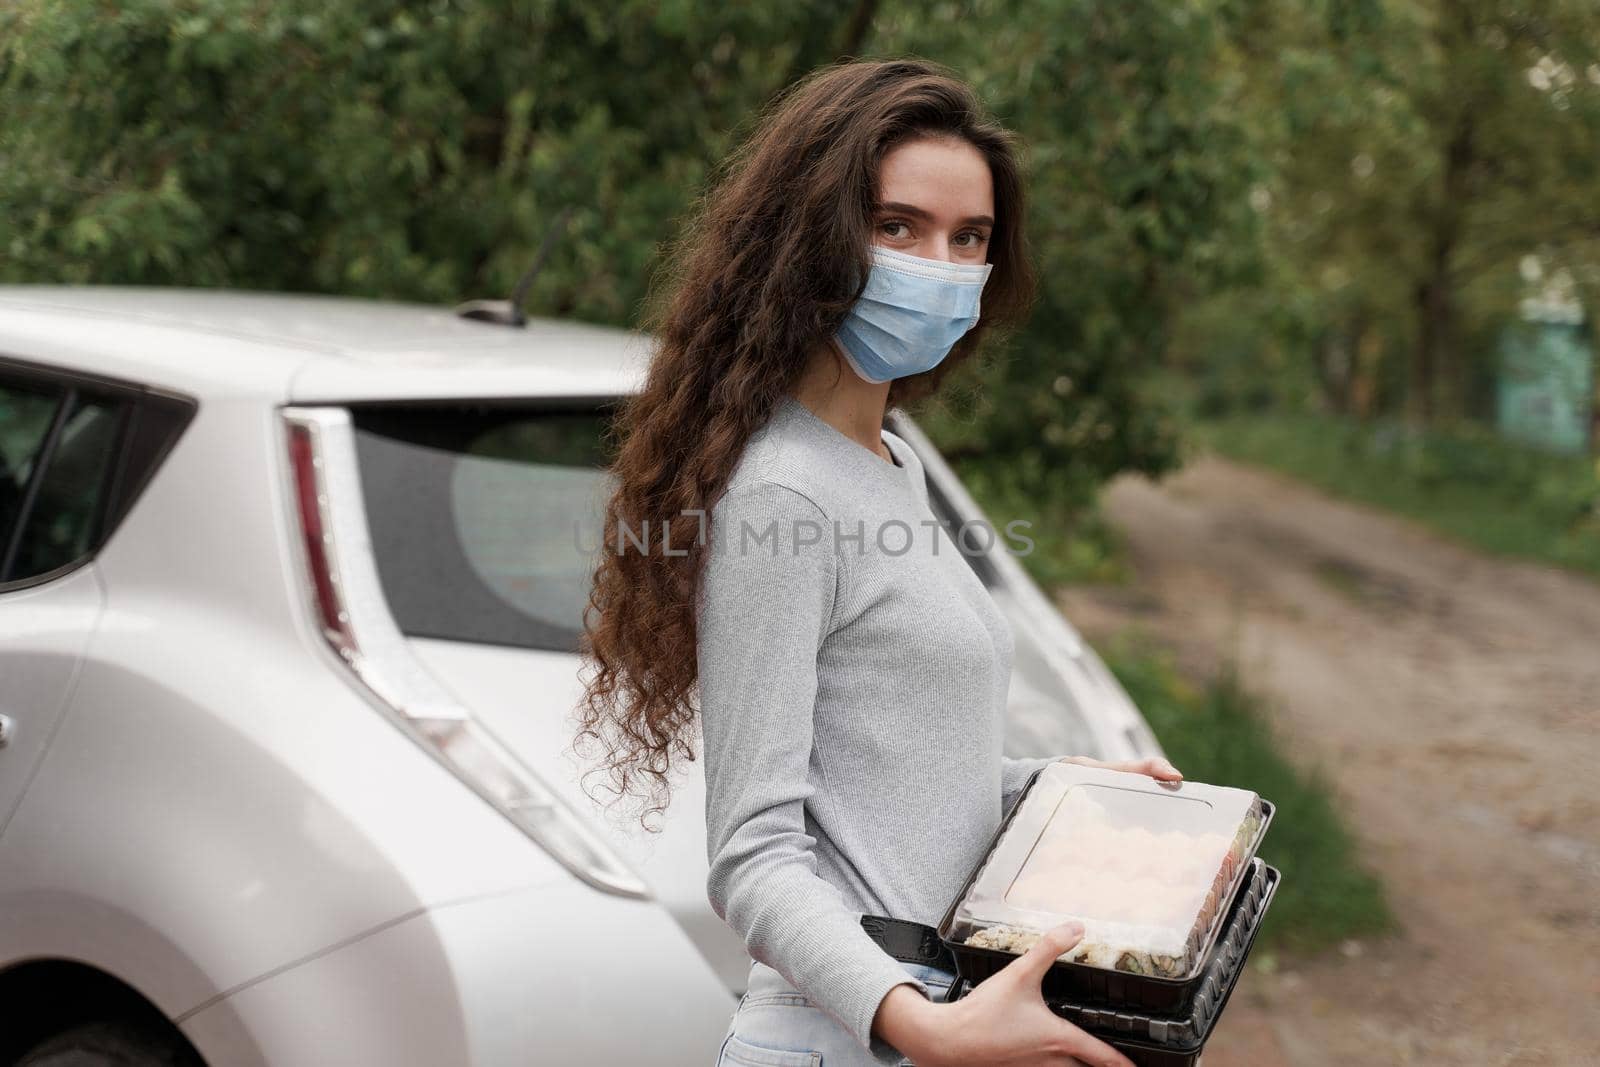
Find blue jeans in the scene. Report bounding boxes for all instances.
[714,958,956,1067]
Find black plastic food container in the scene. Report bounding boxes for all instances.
[947,858,1283,1067]
[1060,859,1280,1065]
[938,765,1275,1013]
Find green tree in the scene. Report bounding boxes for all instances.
[874,0,1270,506]
[0,0,1279,510]
[1187,0,1600,425]
[0,0,865,321]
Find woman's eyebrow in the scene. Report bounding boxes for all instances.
[875,200,933,220]
[875,201,995,227]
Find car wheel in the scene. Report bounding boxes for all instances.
[15,1018,203,1067]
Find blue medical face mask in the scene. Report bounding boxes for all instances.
[834,245,993,384]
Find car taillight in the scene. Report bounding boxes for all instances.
[287,423,352,653]
[282,407,650,900]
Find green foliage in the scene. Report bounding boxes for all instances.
[0,0,1283,505]
[1169,0,1600,424]
[954,451,1131,586]
[0,0,862,321]
[884,0,1271,495]
[1102,634,1394,954]
[7,0,1589,503]
[1201,412,1600,576]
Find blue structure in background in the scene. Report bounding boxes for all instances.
[1496,303,1594,455]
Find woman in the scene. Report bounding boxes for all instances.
[578,58,1181,1067]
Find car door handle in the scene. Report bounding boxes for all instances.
[0,714,13,749]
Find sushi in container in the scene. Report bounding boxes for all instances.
[1051,858,1282,1066]
[938,761,1273,1012]
[946,857,1282,1065]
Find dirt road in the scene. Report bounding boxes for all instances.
[1057,455,1600,1066]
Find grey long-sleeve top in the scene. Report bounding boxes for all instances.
[696,395,1055,1061]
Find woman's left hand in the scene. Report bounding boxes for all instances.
[1056,754,1183,782]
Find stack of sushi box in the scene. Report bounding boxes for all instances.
[938,762,1280,1066]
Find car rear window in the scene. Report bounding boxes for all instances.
[349,402,617,653]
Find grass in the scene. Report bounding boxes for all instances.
[1099,632,1394,957]
[1198,412,1600,580]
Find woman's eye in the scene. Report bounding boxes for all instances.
[881,220,910,238]
[954,231,987,247]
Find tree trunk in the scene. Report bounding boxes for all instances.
[838,0,879,56]
[1409,100,1474,425]
[1411,264,1458,425]
[779,0,879,92]
[1409,279,1436,425]
[1351,316,1384,419]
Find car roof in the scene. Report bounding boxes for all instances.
[0,286,650,403]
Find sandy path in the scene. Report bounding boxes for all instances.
[1056,455,1600,1066]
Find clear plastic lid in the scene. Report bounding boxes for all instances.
[949,762,1265,979]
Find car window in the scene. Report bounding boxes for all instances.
[5,389,129,581]
[350,403,616,653]
[0,376,66,556]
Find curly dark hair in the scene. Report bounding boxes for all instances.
[575,57,1036,827]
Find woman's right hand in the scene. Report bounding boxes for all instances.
[872,922,1136,1067]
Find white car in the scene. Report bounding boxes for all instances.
[0,286,1163,1067]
